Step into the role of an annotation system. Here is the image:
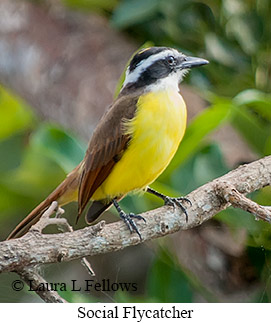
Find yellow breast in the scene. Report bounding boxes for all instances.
[92,90,187,200]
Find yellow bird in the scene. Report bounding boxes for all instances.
[7,47,208,240]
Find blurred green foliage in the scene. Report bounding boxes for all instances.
[111,0,271,95]
[0,85,34,140]
[1,0,271,303]
[63,0,118,12]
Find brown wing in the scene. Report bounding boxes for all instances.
[77,93,139,220]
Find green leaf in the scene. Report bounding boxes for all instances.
[147,247,216,302]
[226,14,261,55]
[205,33,246,67]
[63,0,118,11]
[112,0,159,29]
[0,149,66,200]
[233,89,271,120]
[0,133,25,173]
[216,207,271,250]
[162,102,231,178]
[231,105,271,155]
[192,144,229,185]
[147,249,194,302]
[0,86,34,140]
[172,143,229,191]
[152,144,229,200]
[30,124,86,173]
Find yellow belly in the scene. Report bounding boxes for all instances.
[92,90,187,200]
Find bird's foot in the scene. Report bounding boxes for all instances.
[119,211,146,240]
[164,196,191,222]
[146,187,191,222]
[113,199,146,240]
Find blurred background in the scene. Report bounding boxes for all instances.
[0,0,271,302]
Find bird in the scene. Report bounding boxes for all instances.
[7,46,208,240]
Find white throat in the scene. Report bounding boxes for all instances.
[144,70,187,93]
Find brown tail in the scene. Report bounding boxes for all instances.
[7,165,81,240]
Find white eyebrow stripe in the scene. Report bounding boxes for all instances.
[122,49,179,87]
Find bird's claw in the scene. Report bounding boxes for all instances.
[164,196,191,222]
[119,212,146,240]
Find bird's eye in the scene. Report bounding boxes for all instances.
[167,56,175,65]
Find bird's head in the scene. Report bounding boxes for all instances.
[121,47,208,94]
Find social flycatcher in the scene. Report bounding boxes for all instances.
[7,47,208,240]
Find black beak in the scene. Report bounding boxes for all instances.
[179,56,209,69]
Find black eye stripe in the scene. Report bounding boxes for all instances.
[129,47,172,72]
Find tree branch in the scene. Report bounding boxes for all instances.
[1,156,270,276]
[215,182,271,222]
[18,267,67,303]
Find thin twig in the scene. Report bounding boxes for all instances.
[29,201,59,233]
[18,267,67,303]
[30,201,96,276]
[216,182,271,223]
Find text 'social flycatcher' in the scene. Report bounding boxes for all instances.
[7,47,208,240]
